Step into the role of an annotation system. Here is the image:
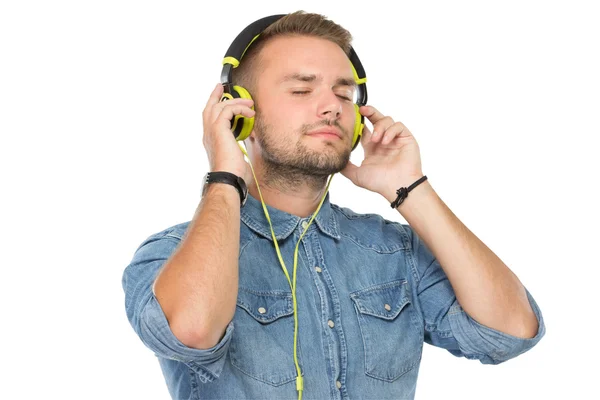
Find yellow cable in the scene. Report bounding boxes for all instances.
[236,141,333,400]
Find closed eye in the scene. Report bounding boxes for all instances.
[292,91,352,101]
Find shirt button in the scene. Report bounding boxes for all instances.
[301,221,308,229]
[315,266,322,273]
[384,303,392,311]
[258,307,266,314]
[328,320,335,328]
[336,380,342,389]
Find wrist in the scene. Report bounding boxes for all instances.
[204,182,241,198]
[212,162,246,177]
[382,175,430,207]
[202,171,248,207]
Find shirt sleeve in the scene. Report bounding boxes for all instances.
[121,229,234,383]
[401,223,546,365]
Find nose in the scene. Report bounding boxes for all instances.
[317,89,343,120]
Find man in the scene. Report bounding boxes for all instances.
[122,11,545,400]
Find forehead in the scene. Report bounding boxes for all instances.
[259,35,355,82]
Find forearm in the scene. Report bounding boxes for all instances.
[385,180,538,338]
[153,184,241,349]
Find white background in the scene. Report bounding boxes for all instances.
[1,1,598,399]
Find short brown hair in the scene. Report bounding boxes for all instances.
[231,11,353,99]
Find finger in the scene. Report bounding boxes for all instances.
[370,116,395,142]
[210,97,254,122]
[215,104,256,129]
[360,105,387,125]
[204,83,224,112]
[381,122,407,145]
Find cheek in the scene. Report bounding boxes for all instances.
[269,113,295,135]
[345,105,358,129]
[275,107,307,134]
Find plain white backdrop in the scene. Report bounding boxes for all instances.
[1,1,598,399]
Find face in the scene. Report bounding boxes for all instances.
[250,35,357,177]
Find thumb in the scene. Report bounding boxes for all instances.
[340,159,359,184]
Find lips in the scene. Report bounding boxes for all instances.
[307,128,342,139]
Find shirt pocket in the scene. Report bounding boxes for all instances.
[350,279,423,382]
[229,288,303,386]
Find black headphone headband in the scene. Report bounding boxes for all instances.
[221,14,368,106]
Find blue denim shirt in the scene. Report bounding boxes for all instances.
[122,191,545,400]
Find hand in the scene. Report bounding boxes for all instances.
[340,105,424,197]
[202,83,254,184]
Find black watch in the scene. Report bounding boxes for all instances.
[201,171,248,207]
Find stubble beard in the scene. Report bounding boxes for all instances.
[253,115,352,193]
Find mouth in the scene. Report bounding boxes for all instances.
[306,129,342,140]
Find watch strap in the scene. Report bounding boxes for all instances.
[203,171,246,206]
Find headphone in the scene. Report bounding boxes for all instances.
[220,14,368,151]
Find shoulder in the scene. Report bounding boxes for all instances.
[158,221,192,240]
[330,203,413,253]
[139,219,255,252]
[153,221,191,240]
[132,221,191,253]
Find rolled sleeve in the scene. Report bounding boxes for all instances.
[140,295,234,382]
[447,286,546,364]
[122,229,233,382]
[399,223,546,365]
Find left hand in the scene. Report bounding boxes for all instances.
[340,105,424,197]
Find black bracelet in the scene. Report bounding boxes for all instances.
[390,175,428,208]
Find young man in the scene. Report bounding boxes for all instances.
[122,11,545,400]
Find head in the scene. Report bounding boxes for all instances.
[232,11,358,191]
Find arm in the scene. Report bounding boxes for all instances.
[385,179,538,339]
[152,83,255,350]
[340,104,543,360]
[153,183,241,350]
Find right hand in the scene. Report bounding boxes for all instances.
[202,83,255,184]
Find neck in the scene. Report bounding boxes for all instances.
[246,166,332,218]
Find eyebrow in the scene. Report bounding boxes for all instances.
[279,73,357,89]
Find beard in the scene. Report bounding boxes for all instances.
[252,114,352,193]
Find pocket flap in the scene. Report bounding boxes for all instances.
[236,288,294,324]
[350,279,410,320]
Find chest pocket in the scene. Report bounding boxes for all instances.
[229,288,303,386]
[350,279,423,382]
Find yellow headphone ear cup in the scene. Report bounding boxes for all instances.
[220,92,235,101]
[228,85,255,141]
[352,103,364,151]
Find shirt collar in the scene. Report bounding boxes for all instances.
[240,190,341,242]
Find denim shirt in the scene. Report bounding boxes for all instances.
[122,191,545,400]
